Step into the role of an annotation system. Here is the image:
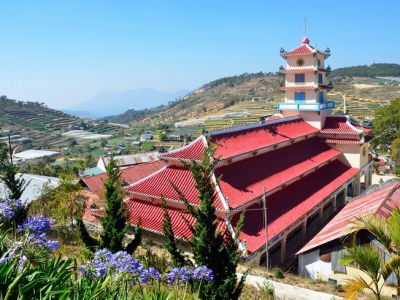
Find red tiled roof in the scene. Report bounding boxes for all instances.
[125,165,225,210]
[231,160,359,253]
[125,198,227,240]
[281,40,331,58]
[160,136,206,161]
[266,114,283,121]
[125,199,195,239]
[297,182,400,254]
[212,117,319,160]
[322,138,361,145]
[279,68,316,73]
[82,191,101,225]
[321,116,361,134]
[216,137,342,209]
[282,44,314,56]
[350,122,373,133]
[379,165,390,170]
[280,85,316,91]
[80,161,166,196]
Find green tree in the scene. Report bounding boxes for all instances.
[391,138,400,172]
[372,98,400,150]
[49,173,86,229]
[68,139,77,148]
[77,155,141,253]
[340,207,400,299]
[0,142,30,224]
[100,139,108,148]
[0,143,29,200]
[162,144,246,300]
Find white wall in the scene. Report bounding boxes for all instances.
[299,250,332,279]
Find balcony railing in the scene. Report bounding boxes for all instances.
[277,101,335,111]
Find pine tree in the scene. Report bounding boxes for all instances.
[161,197,191,267]
[0,142,30,224]
[162,144,246,300]
[77,155,141,253]
[0,143,29,200]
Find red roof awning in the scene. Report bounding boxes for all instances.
[216,137,341,209]
[212,117,319,159]
[298,182,400,254]
[231,160,358,253]
[321,116,362,134]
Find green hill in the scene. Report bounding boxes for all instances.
[330,63,400,78]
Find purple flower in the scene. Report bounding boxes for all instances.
[93,249,113,265]
[45,240,59,252]
[140,269,149,284]
[18,255,27,272]
[147,267,162,281]
[166,267,191,284]
[0,202,15,220]
[192,266,213,282]
[18,216,52,234]
[0,256,11,264]
[7,199,24,211]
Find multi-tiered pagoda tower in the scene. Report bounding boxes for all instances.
[278,36,333,129]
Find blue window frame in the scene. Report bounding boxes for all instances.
[295,92,305,103]
[295,74,305,83]
[319,92,324,103]
[318,73,323,84]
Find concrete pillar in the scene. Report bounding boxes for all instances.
[318,206,323,226]
[369,169,373,187]
[333,195,337,212]
[301,221,307,244]
[352,174,361,197]
[280,237,287,265]
[364,171,369,188]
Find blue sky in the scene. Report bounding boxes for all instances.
[0,0,399,109]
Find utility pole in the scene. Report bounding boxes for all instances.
[263,186,269,271]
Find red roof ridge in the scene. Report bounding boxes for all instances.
[210,115,301,136]
[212,172,230,210]
[159,135,207,162]
[280,42,331,58]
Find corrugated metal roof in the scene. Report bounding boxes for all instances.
[0,173,59,204]
[297,182,400,254]
[102,152,159,167]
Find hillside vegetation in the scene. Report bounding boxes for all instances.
[2,65,400,150]
[330,63,400,77]
[107,72,400,129]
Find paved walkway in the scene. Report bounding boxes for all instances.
[241,274,343,300]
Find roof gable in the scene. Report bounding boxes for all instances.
[80,160,166,196]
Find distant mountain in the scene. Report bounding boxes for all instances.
[63,88,190,118]
[330,63,400,78]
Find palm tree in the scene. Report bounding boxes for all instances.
[339,207,400,300]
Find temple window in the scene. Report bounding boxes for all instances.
[295,74,305,83]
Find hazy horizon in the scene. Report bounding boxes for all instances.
[1,0,399,110]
